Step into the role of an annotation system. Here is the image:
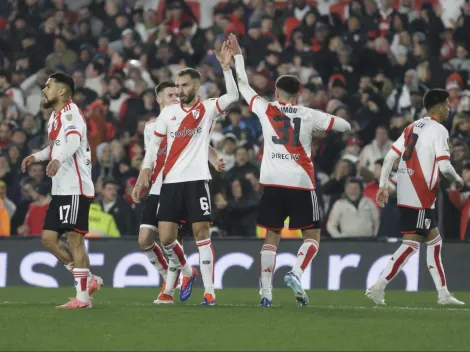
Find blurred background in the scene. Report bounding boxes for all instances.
[0,0,469,242]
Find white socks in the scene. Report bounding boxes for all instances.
[426,235,449,296]
[144,242,169,282]
[196,239,215,295]
[260,244,277,300]
[73,268,90,303]
[292,239,319,277]
[163,241,192,277]
[376,240,419,289]
[66,262,94,284]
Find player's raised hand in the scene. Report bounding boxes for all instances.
[376,187,389,208]
[46,159,61,177]
[213,158,226,173]
[21,155,36,173]
[455,177,464,190]
[228,33,242,55]
[215,40,232,69]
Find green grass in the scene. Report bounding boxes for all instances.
[0,288,469,351]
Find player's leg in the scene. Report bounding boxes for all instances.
[366,207,421,305]
[138,195,169,282]
[284,189,321,306]
[157,183,193,303]
[56,196,100,308]
[424,214,464,305]
[41,230,74,264]
[257,186,285,307]
[189,181,215,305]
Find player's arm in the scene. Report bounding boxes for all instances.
[214,39,239,113]
[377,132,404,207]
[435,128,463,187]
[311,109,351,133]
[22,146,50,172]
[208,146,226,172]
[139,110,168,188]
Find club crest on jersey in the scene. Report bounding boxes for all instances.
[192,109,200,119]
[425,218,431,229]
[65,114,73,121]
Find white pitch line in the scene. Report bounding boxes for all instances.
[1,301,469,312]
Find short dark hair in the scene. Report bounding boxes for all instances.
[463,162,470,171]
[275,75,301,96]
[346,176,364,190]
[177,68,201,81]
[375,158,384,166]
[49,72,75,95]
[91,61,105,75]
[423,88,449,111]
[103,179,119,189]
[155,81,176,95]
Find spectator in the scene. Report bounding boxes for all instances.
[45,36,78,71]
[224,146,260,182]
[72,69,98,105]
[85,61,105,96]
[87,203,120,238]
[26,163,45,184]
[223,107,255,143]
[107,75,130,118]
[10,178,36,235]
[0,181,16,218]
[359,126,393,172]
[17,183,51,236]
[98,179,135,236]
[323,159,355,207]
[221,178,260,237]
[327,178,380,238]
[245,171,263,197]
[218,133,238,170]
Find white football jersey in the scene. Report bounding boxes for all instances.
[250,97,335,190]
[391,117,450,209]
[48,101,94,197]
[143,118,167,195]
[153,98,222,184]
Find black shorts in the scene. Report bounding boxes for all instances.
[157,180,212,224]
[43,195,93,235]
[140,194,159,231]
[257,186,321,231]
[399,207,437,236]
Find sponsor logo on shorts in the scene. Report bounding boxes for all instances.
[271,152,300,161]
[170,127,202,139]
[398,167,415,175]
[169,267,177,271]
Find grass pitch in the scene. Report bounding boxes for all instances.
[0,288,469,351]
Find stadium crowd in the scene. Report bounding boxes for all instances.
[0,0,469,239]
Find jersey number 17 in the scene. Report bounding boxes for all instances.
[272,115,301,146]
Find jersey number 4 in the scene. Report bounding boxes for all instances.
[272,115,301,147]
[403,133,419,161]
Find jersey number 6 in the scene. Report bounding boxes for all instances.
[403,133,419,161]
[272,115,301,147]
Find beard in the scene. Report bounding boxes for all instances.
[180,90,196,105]
[42,96,55,109]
